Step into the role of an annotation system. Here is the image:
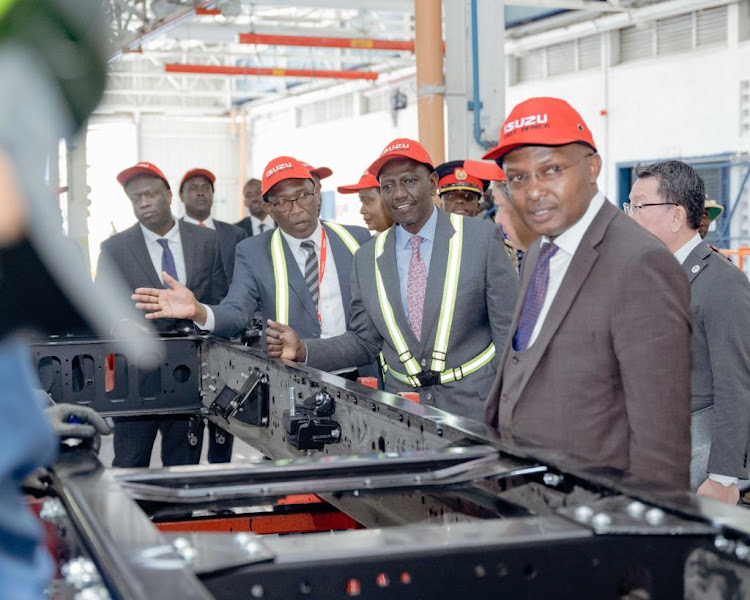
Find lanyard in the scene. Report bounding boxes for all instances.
[315,228,328,323]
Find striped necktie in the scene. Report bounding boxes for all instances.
[301,240,319,309]
[512,242,558,351]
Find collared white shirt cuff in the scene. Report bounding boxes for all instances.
[709,473,738,486]
[196,305,215,332]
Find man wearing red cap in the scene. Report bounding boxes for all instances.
[265,139,518,420]
[337,170,393,233]
[132,156,373,376]
[236,177,275,237]
[303,162,333,216]
[482,97,691,490]
[179,168,247,283]
[99,161,228,468]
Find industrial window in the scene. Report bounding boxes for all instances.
[741,80,750,136]
[620,24,655,62]
[547,40,576,76]
[696,6,728,47]
[515,35,600,83]
[518,48,546,82]
[656,13,693,55]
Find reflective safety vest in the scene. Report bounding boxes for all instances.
[375,213,495,388]
[270,222,361,325]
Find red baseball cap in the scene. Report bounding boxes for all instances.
[368,138,434,177]
[261,156,314,195]
[482,97,597,162]
[302,162,333,180]
[116,161,170,189]
[435,161,486,195]
[463,159,506,182]
[337,170,380,194]
[179,168,215,191]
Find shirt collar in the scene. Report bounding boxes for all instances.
[251,214,275,229]
[280,220,323,254]
[673,232,703,265]
[395,205,438,249]
[543,191,606,257]
[140,219,179,244]
[183,215,215,229]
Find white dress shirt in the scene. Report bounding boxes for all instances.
[674,232,737,486]
[526,192,606,348]
[140,221,186,286]
[251,214,275,234]
[199,222,346,338]
[183,215,215,230]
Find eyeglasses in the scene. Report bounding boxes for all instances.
[623,202,678,216]
[505,153,595,192]
[266,191,316,213]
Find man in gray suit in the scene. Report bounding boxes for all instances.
[132,156,372,374]
[179,167,247,284]
[483,98,692,490]
[98,161,228,468]
[264,139,519,420]
[629,160,750,503]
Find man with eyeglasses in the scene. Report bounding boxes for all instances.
[264,139,518,420]
[132,156,372,376]
[628,160,750,503]
[98,161,228,468]
[483,97,692,490]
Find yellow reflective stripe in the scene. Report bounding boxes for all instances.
[385,343,495,387]
[270,229,289,325]
[431,213,463,372]
[375,231,421,376]
[324,221,361,254]
[0,0,17,22]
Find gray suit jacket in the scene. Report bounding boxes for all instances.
[683,240,750,479]
[97,221,228,333]
[211,222,371,339]
[306,209,519,420]
[183,219,247,284]
[484,200,692,490]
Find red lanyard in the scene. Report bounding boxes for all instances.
[316,228,327,323]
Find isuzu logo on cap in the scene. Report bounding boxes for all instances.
[266,162,292,177]
[503,114,549,135]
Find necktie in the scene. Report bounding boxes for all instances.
[301,240,319,309]
[199,222,206,227]
[513,242,559,352]
[157,238,179,288]
[407,236,427,340]
[259,223,266,233]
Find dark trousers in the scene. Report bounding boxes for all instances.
[207,422,234,463]
[112,415,203,468]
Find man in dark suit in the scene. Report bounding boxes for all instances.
[236,177,275,237]
[482,98,692,490]
[132,156,372,374]
[178,167,246,462]
[98,161,228,468]
[179,168,247,284]
[629,160,750,503]
[264,140,519,420]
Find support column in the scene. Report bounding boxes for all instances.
[415,0,446,165]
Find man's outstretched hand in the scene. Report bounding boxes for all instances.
[132,272,201,321]
[265,319,306,362]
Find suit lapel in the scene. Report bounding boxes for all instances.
[179,220,196,289]
[279,234,318,323]
[682,241,712,283]
[126,224,163,289]
[418,210,454,354]
[508,201,616,395]
[323,224,353,318]
[376,227,420,348]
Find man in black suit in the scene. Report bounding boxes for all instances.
[97,161,228,468]
[179,168,247,284]
[236,177,275,237]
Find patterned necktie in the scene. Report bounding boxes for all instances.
[513,242,559,352]
[407,236,427,340]
[199,222,206,227]
[301,240,319,309]
[156,238,179,288]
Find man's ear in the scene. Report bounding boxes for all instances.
[671,204,687,232]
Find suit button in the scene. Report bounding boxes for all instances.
[421,359,426,367]
[501,393,509,403]
[511,356,519,365]
[426,393,433,400]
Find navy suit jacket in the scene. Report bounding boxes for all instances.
[211,222,371,340]
[182,219,247,283]
[98,221,228,333]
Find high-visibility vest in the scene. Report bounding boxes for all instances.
[374,213,495,388]
[270,222,361,325]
